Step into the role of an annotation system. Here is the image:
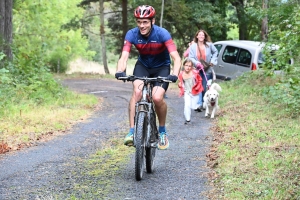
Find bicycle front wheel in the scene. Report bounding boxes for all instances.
[135,111,147,181]
[146,111,157,173]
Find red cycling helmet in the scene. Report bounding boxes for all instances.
[134,5,156,19]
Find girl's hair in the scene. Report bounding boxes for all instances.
[193,29,212,47]
[183,58,194,68]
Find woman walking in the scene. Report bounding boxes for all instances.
[188,29,218,110]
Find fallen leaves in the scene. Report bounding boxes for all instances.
[206,147,219,168]
[0,141,10,154]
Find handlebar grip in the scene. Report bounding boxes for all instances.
[117,77,127,80]
[157,76,172,83]
[117,77,128,83]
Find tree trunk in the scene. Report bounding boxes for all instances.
[261,0,268,41]
[57,59,60,73]
[0,1,4,42]
[120,0,128,54]
[0,0,13,61]
[99,0,109,74]
[160,0,165,27]
[219,1,227,40]
[231,0,248,40]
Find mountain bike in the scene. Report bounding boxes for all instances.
[117,75,171,181]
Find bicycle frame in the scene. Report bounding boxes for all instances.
[133,80,156,148]
[117,75,170,180]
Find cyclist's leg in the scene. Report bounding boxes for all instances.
[150,65,170,127]
[129,80,143,126]
[152,86,169,149]
[131,61,151,125]
[152,86,167,126]
[150,66,170,149]
[124,62,150,145]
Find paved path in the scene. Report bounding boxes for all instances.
[0,79,213,199]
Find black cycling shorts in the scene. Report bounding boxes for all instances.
[133,61,170,91]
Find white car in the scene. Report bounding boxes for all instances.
[213,40,265,80]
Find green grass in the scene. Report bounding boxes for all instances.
[210,71,300,199]
[54,133,134,199]
[0,88,99,150]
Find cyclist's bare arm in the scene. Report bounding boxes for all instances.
[116,51,130,72]
[169,51,181,76]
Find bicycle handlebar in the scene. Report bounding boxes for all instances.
[117,75,172,83]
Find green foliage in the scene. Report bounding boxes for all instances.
[231,70,300,117]
[0,58,65,115]
[0,0,99,118]
[13,0,95,73]
[227,24,239,40]
[0,52,6,61]
[248,2,300,117]
[255,2,300,71]
[264,4,300,69]
[0,52,10,83]
[262,72,300,117]
[0,67,10,85]
[106,0,229,55]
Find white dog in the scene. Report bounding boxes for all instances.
[203,83,222,119]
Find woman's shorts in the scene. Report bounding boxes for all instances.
[133,61,170,91]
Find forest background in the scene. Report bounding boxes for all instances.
[0,0,299,199]
[1,0,298,127]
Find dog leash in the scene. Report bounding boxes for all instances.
[199,67,210,90]
[197,44,211,90]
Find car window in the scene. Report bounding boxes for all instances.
[237,49,252,67]
[222,46,238,64]
[258,52,264,64]
[214,44,222,54]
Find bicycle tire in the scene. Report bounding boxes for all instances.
[146,110,157,173]
[135,111,147,181]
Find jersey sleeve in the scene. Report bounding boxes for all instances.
[122,40,132,52]
[160,28,177,53]
[122,30,134,52]
[165,39,177,53]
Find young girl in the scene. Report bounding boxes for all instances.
[178,58,203,124]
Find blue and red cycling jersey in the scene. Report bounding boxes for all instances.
[122,24,177,68]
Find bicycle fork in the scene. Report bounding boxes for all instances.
[148,103,158,148]
[133,102,155,149]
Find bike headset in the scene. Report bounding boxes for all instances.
[134,5,156,36]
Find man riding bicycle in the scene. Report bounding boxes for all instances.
[115,5,181,150]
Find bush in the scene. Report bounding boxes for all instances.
[0,54,66,116]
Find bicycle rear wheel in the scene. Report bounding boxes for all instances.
[146,111,157,173]
[135,111,147,181]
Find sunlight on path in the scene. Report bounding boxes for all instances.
[67,58,134,75]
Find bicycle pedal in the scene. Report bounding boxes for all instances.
[150,142,158,148]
